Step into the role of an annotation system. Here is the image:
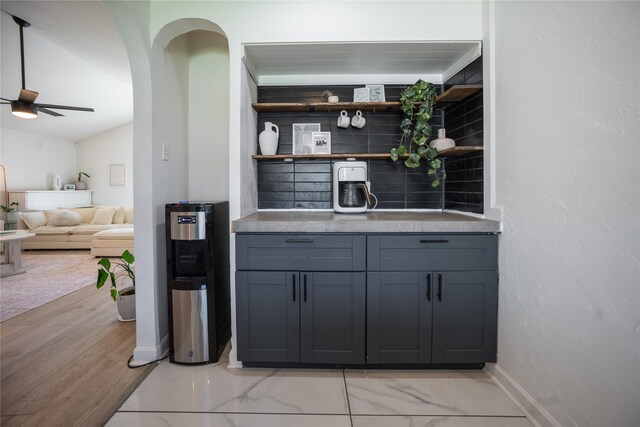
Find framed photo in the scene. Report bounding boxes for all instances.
[109,164,126,186]
[353,87,370,102]
[292,123,321,154]
[311,132,331,154]
[366,85,386,102]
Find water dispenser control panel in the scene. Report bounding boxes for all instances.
[170,211,206,240]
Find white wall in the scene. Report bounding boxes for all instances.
[76,122,134,206]
[106,1,483,366]
[0,127,77,197]
[492,2,640,426]
[188,30,229,201]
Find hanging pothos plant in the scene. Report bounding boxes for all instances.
[390,79,444,187]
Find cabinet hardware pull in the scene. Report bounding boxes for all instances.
[292,274,296,301]
[303,274,308,302]
[437,274,443,301]
[420,239,449,244]
[286,239,314,243]
[426,274,431,301]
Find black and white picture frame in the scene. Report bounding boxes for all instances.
[353,87,370,102]
[311,131,331,154]
[366,85,386,102]
[293,123,321,154]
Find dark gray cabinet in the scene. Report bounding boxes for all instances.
[236,232,498,366]
[236,235,366,365]
[367,272,433,363]
[236,271,365,364]
[367,235,498,365]
[236,271,299,363]
[432,271,497,363]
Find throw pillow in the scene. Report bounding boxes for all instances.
[48,210,82,227]
[112,206,126,224]
[44,209,59,222]
[19,211,48,229]
[90,207,116,225]
[70,207,97,224]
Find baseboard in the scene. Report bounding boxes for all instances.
[487,364,562,427]
[130,334,170,366]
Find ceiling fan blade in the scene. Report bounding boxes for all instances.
[18,89,39,103]
[38,107,64,117]
[1,97,13,102]
[36,103,94,112]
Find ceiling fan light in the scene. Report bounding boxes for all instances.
[11,101,38,119]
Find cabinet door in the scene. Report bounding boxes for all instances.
[367,272,432,364]
[432,271,498,363]
[236,271,300,363]
[300,272,365,364]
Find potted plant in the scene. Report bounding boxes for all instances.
[96,250,136,321]
[75,172,90,190]
[390,79,444,187]
[0,202,20,222]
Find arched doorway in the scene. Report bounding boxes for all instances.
[104,8,230,364]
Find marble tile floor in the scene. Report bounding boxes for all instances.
[108,350,533,427]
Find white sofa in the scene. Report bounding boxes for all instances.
[18,206,134,252]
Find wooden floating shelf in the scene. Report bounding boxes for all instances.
[435,84,483,106]
[252,146,483,161]
[251,85,482,113]
[251,101,402,113]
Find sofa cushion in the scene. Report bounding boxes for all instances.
[112,206,126,224]
[70,207,97,224]
[20,211,48,230]
[29,225,75,235]
[93,228,134,240]
[91,207,115,225]
[69,223,134,235]
[48,210,83,227]
[124,206,134,224]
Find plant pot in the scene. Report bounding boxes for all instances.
[7,212,20,222]
[74,181,87,190]
[117,287,136,321]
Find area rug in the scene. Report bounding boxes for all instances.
[0,250,98,322]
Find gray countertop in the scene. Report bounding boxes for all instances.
[232,211,501,233]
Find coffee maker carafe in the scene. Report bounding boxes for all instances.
[333,161,372,213]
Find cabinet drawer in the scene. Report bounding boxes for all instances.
[237,234,366,271]
[368,234,497,271]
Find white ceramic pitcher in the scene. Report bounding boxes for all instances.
[259,122,279,155]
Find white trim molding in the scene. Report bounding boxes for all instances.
[482,1,503,222]
[487,364,562,427]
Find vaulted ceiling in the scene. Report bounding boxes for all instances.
[0,1,132,141]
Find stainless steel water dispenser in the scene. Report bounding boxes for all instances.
[166,202,230,365]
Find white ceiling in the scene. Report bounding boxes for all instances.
[0,1,132,141]
[244,42,481,86]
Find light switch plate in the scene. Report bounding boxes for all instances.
[162,144,169,161]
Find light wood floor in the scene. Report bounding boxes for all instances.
[0,283,155,426]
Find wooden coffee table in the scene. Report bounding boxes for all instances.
[0,230,35,277]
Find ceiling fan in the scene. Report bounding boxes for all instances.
[0,15,94,119]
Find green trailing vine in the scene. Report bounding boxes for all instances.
[390,79,444,187]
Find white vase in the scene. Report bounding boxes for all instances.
[53,174,62,191]
[259,122,279,155]
[429,128,456,151]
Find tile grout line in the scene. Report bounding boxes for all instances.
[342,369,354,427]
